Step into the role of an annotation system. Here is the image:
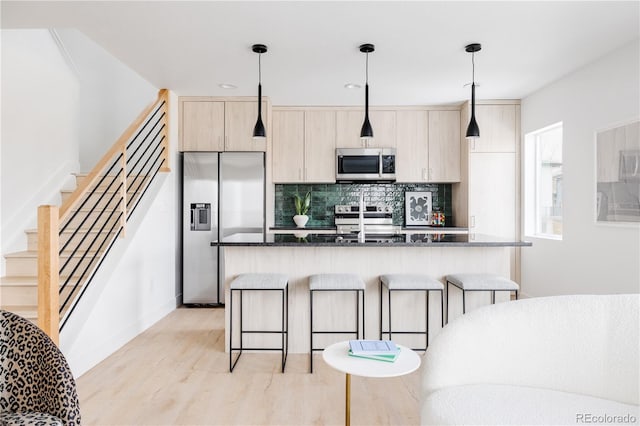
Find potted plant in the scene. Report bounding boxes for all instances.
[293,191,311,228]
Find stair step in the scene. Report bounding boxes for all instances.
[5,250,103,277]
[0,274,87,313]
[74,173,151,189]
[25,228,119,251]
[1,305,38,321]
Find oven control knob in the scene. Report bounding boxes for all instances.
[385,206,392,213]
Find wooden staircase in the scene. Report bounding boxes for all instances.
[0,174,143,322]
[0,89,169,342]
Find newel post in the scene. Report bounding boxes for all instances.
[159,89,171,172]
[37,205,60,345]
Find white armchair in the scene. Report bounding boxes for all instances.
[421,294,640,425]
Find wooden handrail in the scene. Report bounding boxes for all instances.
[59,89,168,224]
[37,89,170,341]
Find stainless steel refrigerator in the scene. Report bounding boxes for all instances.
[182,152,265,305]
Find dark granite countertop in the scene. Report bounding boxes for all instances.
[213,232,532,247]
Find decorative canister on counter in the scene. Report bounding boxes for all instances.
[431,211,445,226]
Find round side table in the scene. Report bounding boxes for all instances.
[322,341,421,426]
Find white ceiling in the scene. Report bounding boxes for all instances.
[2,1,639,106]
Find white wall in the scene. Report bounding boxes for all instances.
[0,29,81,273]
[55,29,158,171]
[521,39,640,297]
[61,91,180,377]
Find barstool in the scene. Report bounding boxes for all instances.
[445,273,519,323]
[379,274,444,351]
[229,273,289,373]
[309,273,365,373]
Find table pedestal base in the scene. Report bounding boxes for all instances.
[345,373,351,426]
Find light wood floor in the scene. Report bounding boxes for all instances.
[76,307,422,425]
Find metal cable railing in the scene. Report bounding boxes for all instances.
[36,89,170,338]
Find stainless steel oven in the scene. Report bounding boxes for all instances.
[336,148,396,182]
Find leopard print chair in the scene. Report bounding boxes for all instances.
[0,310,81,426]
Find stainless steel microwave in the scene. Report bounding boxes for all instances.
[336,148,396,182]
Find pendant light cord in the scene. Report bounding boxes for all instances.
[365,52,369,84]
[471,51,475,84]
[258,53,262,84]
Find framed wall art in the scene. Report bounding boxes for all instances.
[595,119,640,225]
[405,191,432,226]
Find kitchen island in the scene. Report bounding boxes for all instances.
[215,233,531,353]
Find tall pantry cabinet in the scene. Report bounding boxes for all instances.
[454,100,521,281]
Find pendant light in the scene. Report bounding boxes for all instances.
[465,43,481,138]
[252,44,267,139]
[359,43,375,139]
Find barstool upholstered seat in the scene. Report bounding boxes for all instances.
[380,274,444,351]
[309,273,365,373]
[230,273,288,290]
[229,273,289,373]
[445,273,519,323]
[309,273,366,291]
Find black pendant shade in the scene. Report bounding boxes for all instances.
[466,83,480,138]
[360,43,375,139]
[252,44,267,139]
[465,43,481,139]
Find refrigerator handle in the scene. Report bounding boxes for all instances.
[190,209,194,228]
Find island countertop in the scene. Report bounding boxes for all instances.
[212,232,532,247]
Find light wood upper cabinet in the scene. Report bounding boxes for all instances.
[272,110,305,182]
[471,105,517,153]
[304,110,336,182]
[395,110,460,183]
[336,110,396,148]
[429,110,461,182]
[395,110,428,182]
[225,101,267,152]
[336,110,365,148]
[367,111,397,148]
[181,101,225,151]
[272,109,336,183]
[180,99,267,152]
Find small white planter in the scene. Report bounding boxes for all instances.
[293,215,309,228]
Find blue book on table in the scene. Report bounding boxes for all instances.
[349,339,399,356]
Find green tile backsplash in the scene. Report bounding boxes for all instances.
[275,183,453,227]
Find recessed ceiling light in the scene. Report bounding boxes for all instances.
[344,83,361,89]
[219,83,237,89]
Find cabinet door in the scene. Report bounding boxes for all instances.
[305,110,336,182]
[366,111,397,148]
[225,101,267,152]
[272,110,305,183]
[471,105,516,153]
[181,101,225,151]
[429,110,461,182]
[468,153,516,238]
[336,110,365,148]
[395,110,428,182]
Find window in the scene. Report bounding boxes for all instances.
[524,123,563,239]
